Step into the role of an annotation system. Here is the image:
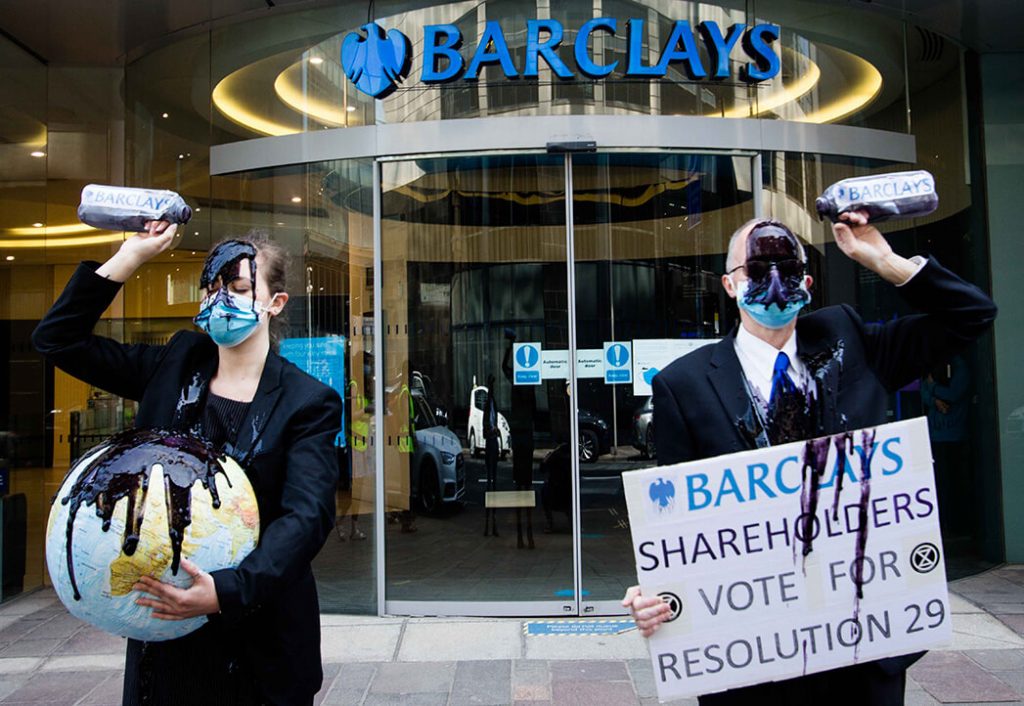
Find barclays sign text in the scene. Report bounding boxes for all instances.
[341,18,781,98]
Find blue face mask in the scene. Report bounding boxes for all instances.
[193,289,271,348]
[733,277,811,329]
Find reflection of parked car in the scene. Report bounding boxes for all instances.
[411,370,449,428]
[410,393,465,512]
[631,397,655,459]
[467,381,510,458]
[577,409,612,464]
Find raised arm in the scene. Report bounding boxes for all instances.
[32,223,179,400]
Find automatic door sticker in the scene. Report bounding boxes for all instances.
[513,343,542,385]
[604,342,632,384]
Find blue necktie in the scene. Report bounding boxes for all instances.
[769,351,797,405]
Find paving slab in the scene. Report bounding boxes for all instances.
[449,660,512,705]
[946,613,1024,650]
[0,661,40,676]
[321,624,403,663]
[368,662,456,695]
[0,669,108,703]
[550,679,639,706]
[964,649,1024,671]
[399,621,521,661]
[79,672,124,705]
[995,615,1024,637]
[51,629,125,656]
[524,630,648,660]
[39,654,125,672]
[951,594,985,614]
[0,641,62,660]
[910,651,1020,703]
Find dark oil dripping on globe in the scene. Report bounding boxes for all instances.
[198,240,258,301]
[60,430,228,601]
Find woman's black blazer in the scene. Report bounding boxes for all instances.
[33,262,342,705]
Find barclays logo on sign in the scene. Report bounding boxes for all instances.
[340,17,781,99]
[340,23,413,98]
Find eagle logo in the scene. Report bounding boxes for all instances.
[340,22,412,99]
[649,478,675,511]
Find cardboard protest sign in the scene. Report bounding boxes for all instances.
[623,418,950,701]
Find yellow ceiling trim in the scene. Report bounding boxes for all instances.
[274,63,349,127]
[212,69,300,137]
[0,233,126,249]
[797,47,883,124]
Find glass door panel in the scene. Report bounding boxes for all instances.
[571,152,756,611]
[381,154,575,613]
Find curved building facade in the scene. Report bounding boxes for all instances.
[0,0,1020,616]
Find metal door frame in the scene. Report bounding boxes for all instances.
[376,148,764,617]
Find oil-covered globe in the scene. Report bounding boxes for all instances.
[45,429,260,642]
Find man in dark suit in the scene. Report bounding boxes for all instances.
[623,210,997,705]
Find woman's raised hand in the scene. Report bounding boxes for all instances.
[95,221,177,282]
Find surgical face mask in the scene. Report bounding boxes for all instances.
[193,288,275,348]
[731,275,811,329]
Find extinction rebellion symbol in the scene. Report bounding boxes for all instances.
[658,592,683,622]
[910,543,941,574]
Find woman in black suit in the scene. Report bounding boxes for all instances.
[33,223,342,705]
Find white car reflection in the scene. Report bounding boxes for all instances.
[466,381,510,459]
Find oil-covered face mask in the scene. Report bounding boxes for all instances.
[730,220,811,329]
[732,276,811,329]
[193,288,275,348]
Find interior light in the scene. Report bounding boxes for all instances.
[5,256,14,261]
[309,56,324,65]
[30,151,45,158]
[291,196,302,203]
[32,222,43,228]
[161,112,169,119]
[346,106,357,112]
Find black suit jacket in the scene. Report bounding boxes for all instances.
[33,262,342,705]
[652,258,996,678]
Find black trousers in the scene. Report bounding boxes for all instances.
[698,662,906,706]
[122,622,271,706]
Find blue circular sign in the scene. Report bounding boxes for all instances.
[606,344,629,367]
[516,345,539,368]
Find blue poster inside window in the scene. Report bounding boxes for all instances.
[279,336,347,447]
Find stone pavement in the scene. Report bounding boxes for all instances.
[0,566,1019,705]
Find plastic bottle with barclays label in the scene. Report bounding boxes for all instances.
[815,170,938,224]
[77,185,193,232]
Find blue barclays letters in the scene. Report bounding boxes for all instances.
[418,18,780,85]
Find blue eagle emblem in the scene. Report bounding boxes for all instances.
[340,22,412,99]
[649,478,675,511]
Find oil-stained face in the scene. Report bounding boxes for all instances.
[199,240,259,301]
[742,221,808,310]
[726,220,812,330]
[193,241,273,348]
